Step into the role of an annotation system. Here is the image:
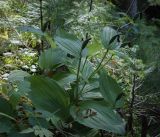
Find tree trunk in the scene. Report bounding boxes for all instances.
[127,74,136,136]
[128,0,138,17]
[141,115,148,137]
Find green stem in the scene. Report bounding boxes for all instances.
[89,49,109,79]
[40,0,44,53]
[97,54,113,71]
[79,82,87,97]
[75,49,83,102]
[79,50,113,96]
[0,112,17,122]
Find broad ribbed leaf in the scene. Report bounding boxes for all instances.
[99,71,123,106]
[9,92,21,109]
[70,101,126,135]
[0,118,12,133]
[53,72,76,90]
[101,27,118,50]
[17,26,44,36]
[86,129,99,137]
[17,80,31,94]
[54,30,83,57]
[0,97,15,116]
[0,97,16,131]
[81,81,101,99]
[28,76,70,117]
[38,48,66,70]
[8,70,31,95]
[66,58,94,81]
[80,59,95,81]
[8,70,30,83]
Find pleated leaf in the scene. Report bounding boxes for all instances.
[101,27,118,50]
[54,30,84,58]
[28,76,70,117]
[38,48,66,70]
[99,71,123,106]
[70,101,126,135]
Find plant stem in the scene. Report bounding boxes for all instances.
[96,54,113,73]
[40,0,44,53]
[0,112,17,122]
[79,51,112,96]
[97,50,109,70]
[128,74,136,136]
[89,0,93,12]
[75,49,83,102]
[40,0,43,30]
[89,49,109,79]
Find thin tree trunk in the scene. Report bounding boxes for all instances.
[128,0,138,17]
[141,115,148,137]
[128,74,136,136]
[89,0,93,12]
[40,0,44,54]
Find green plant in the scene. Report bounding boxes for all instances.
[0,26,127,136]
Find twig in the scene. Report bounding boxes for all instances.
[40,0,44,53]
[89,0,93,12]
[128,74,136,136]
